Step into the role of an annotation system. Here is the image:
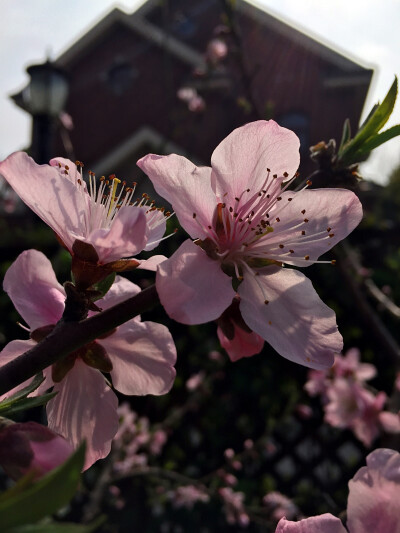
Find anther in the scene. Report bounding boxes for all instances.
[301,209,306,214]
[331,260,337,265]
[283,172,288,177]
[306,180,312,186]
[301,230,306,235]
[276,217,280,222]
[288,198,292,201]
[305,255,310,260]
[264,300,269,305]
[279,244,284,249]
[289,249,294,254]
[329,233,335,238]
[304,218,309,223]
[193,213,197,218]
[277,196,282,201]
[327,227,331,232]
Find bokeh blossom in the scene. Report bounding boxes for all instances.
[305,348,400,446]
[275,448,400,533]
[0,250,176,469]
[138,120,363,369]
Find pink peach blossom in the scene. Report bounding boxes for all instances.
[138,120,362,369]
[0,153,166,265]
[0,250,176,470]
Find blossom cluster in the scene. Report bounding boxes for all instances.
[0,119,363,477]
[305,348,400,446]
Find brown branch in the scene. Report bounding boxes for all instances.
[0,284,159,397]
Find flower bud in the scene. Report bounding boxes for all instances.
[0,420,74,480]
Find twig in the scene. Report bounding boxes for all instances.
[0,285,159,396]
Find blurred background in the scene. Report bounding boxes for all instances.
[0,1,399,531]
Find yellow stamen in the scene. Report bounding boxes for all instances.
[108,177,121,216]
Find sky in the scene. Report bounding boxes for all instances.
[0,0,399,184]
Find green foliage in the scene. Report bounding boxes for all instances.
[91,272,116,301]
[0,443,85,531]
[339,77,400,166]
[0,374,56,417]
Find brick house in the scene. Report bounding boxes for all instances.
[54,0,372,186]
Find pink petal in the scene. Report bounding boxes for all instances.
[211,120,300,203]
[275,514,346,533]
[156,239,235,324]
[137,255,167,271]
[4,249,65,330]
[86,205,147,263]
[238,267,342,369]
[262,189,363,266]
[46,360,119,470]
[100,320,177,395]
[217,325,264,362]
[379,411,400,434]
[347,448,400,533]
[137,154,216,239]
[0,152,90,252]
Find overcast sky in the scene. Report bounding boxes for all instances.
[1,0,399,183]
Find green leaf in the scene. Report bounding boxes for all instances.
[8,516,104,533]
[340,77,398,164]
[92,272,116,301]
[0,374,45,410]
[356,76,397,140]
[0,443,85,531]
[0,392,57,417]
[356,124,400,154]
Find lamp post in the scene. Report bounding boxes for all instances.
[21,60,69,164]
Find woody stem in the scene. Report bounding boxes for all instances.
[0,284,159,397]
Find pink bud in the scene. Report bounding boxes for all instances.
[0,420,74,480]
[224,448,235,460]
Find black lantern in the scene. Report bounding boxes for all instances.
[11,60,69,164]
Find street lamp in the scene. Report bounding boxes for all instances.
[11,60,69,163]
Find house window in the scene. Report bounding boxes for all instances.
[106,61,137,96]
[278,112,309,153]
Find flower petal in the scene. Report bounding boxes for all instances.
[46,360,119,470]
[275,514,346,533]
[137,154,216,239]
[86,205,147,263]
[347,448,400,533]
[137,255,167,271]
[0,152,89,251]
[211,120,300,203]
[156,239,235,324]
[101,320,177,395]
[217,325,264,362]
[238,267,342,369]
[3,250,65,330]
[259,189,363,266]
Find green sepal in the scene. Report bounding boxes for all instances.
[0,442,85,531]
[91,272,116,301]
